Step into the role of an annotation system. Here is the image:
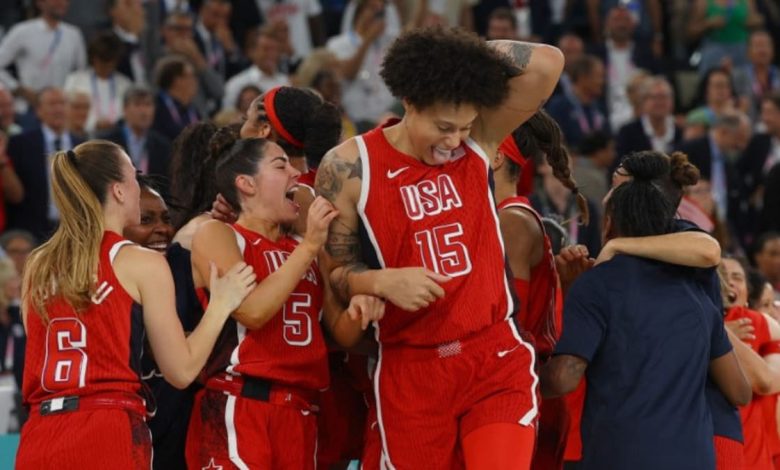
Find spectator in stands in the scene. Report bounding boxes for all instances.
[64,31,132,134]
[426,0,478,31]
[160,10,225,117]
[586,0,665,51]
[546,55,609,151]
[101,87,172,193]
[109,0,154,85]
[0,230,36,278]
[733,30,780,126]
[6,87,85,240]
[0,0,86,114]
[591,6,661,130]
[485,7,518,40]
[553,32,585,98]
[687,67,739,129]
[236,84,262,115]
[750,232,780,293]
[152,55,201,142]
[254,0,326,62]
[326,0,396,130]
[616,76,684,163]
[65,91,90,140]
[0,88,21,137]
[677,112,748,225]
[572,131,614,214]
[0,130,24,233]
[740,92,780,214]
[194,0,243,81]
[688,0,764,74]
[223,29,289,111]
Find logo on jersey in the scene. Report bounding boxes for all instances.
[264,250,318,285]
[387,166,409,179]
[399,174,463,221]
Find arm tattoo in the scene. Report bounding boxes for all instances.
[316,148,367,301]
[488,40,535,74]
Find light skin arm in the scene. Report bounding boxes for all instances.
[190,208,332,330]
[596,231,722,268]
[727,328,780,395]
[475,41,564,153]
[540,354,588,398]
[115,246,255,389]
[765,313,780,342]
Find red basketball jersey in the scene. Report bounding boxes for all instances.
[204,223,329,390]
[356,128,518,347]
[298,168,317,195]
[23,232,145,406]
[498,196,562,357]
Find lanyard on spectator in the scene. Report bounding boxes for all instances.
[748,65,780,98]
[91,72,117,122]
[571,96,603,135]
[162,93,197,127]
[41,28,63,70]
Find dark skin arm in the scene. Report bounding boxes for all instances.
[540,354,588,398]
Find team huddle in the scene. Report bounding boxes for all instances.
[13,26,756,470]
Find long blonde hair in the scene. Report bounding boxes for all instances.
[23,140,125,322]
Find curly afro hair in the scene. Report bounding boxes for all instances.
[380,27,518,110]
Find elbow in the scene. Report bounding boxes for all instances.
[540,366,579,398]
[733,388,752,407]
[755,378,773,396]
[163,370,195,390]
[700,237,722,267]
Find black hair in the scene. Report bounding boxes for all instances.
[154,55,191,91]
[123,86,154,107]
[749,231,780,266]
[215,138,271,211]
[694,67,736,108]
[578,131,612,156]
[169,122,220,229]
[380,27,518,110]
[87,31,124,64]
[568,55,601,84]
[510,110,590,225]
[747,268,770,309]
[619,150,699,208]
[261,87,342,167]
[605,152,675,238]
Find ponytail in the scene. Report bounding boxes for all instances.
[23,142,124,322]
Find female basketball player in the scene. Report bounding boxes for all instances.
[186,138,383,469]
[15,141,255,469]
[316,26,564,469]
[543,153,751,470]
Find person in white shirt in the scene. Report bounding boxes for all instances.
[326,0,396,128]
[0,0,86,113]
[222,30,289,111]
[255,0,325,61]
[64,32,133,134]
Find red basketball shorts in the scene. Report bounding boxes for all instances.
[374,320,538,469]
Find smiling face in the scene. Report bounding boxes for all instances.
[123,187,174,253]
[722,258,749,307]
[236,141,302,224]
[402,101,478,166]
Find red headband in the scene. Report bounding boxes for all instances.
[498,134,526,167]
[263,87,305,149]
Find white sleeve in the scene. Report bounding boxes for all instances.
[325,35,358,60]
[306,0,322,16]
[0,24,24,90]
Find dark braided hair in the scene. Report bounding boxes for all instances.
[169,122,217,229]
[620,150,699,208]
[510,109,590,225]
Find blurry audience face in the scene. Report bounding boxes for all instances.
[761,99,780,136]
[4,236,34,276]
[642,80,674,120]
[314,71,342,107]
[123,188,174,253]
[748,32,774,67]
[163,14,194,44]
[67,93,91,133]
[241,96,271,138]
[755,237,780,282]
[722,258,749,307]
[605,7,635,43]
[38,0,69,20]
[758,283,780,321]
[706,71,733,108]
[37,88,68,132]
[124,95,155,132]
[686,180,716,215]
[486,17,516,41]
[200,0,231,31]
[591,141,616,169]
[559,35,584,67]
[581,60,606,98]
[0,88,14,130]
[173,64,198,103]
[252,34,281,75]
[237,87,262,115]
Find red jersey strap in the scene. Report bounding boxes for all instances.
[498,196,546,233]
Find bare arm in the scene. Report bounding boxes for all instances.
[729,326,780,394]
[710,349,753,406]
[540,354,588,398]
[765,313,780,342]
[596,231,721,268]
[476,41,564,152]
[117,246,255,389]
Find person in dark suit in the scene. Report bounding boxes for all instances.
[194,0,245,81]
[740,92,780,201]
[615,77,683,167]
[152,55,201,142]
[676,112,752,246]
[6,88,85,241]
[99,86,173,198]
